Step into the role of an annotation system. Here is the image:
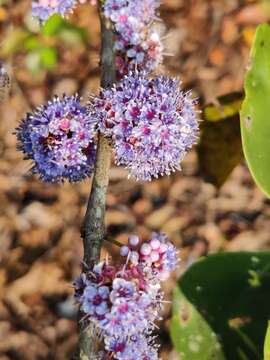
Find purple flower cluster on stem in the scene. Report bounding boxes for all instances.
[17,73,198,183]
[74,232,178,360]
[16,0,201,358]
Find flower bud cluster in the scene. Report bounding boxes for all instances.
[91,72,199,181]
[103,0,163,77]
[74,232,178,360]
[16,94,96,182]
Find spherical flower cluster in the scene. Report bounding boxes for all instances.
[91,72,199,181]
[103,0,163,76]
[16,94,97,183]
[74,232,178,360]
[32,0,77,22]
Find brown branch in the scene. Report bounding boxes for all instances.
[78,1,116,359]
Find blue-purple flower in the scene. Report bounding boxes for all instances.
[16,94,97,183]
[102,299,150,338]
[106,334,160,360]
[82,285,110,317]
[74,273,88,301]
[110,278,136,302]
[92,72,199,181]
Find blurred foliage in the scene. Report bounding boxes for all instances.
[241,24,270,198]
[198,93,243,188]
[1,14,88,74]
[170,252,270,360]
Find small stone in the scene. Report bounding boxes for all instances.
[53,78,78,96]
[145,205,175,230]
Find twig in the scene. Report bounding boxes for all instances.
[78,1,116,359]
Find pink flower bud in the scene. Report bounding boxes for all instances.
[150,239,160,250]
[159,243,168,253]
[130,251,139,264]
[120,245,129,257]
[59,118,71,131]
[119,15,127,24]
[128,235,140,247]
[140,243,151,256]
[150,251,160,262]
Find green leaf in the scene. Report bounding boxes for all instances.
[39,47,57,69]
[25,46,57,73]
[41,14,87,44]
[171,288,225,360]
[171,252,270,360]
[198,93,243,188]
[240,24,270,197]
[42,14,66,36]
[265,322,270,360]
[24,35,41,51]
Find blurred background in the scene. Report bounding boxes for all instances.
[1,0,270,359]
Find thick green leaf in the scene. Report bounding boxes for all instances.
[265,322,270,360]
[240,24,270,197]
[171,288,225,360]
[198,92,243,188]
[171,252,270,360]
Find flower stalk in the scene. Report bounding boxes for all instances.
[79,2,116,358]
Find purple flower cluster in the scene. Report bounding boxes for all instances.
[16,94,96,183]
[17,72,199,183]
[32,0,77,22]
[103,0,163,77]
[91,72,199,181]
[74,232,178,360]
